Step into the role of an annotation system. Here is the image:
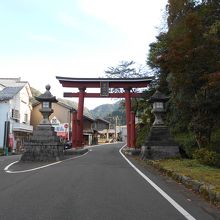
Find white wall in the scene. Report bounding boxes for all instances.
[19,86,32,124]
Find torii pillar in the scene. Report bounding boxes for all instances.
[130,111,136,148]
[125,88,131,148]
[76,88,85,147]
[71,109,77,148]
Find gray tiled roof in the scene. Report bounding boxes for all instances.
[0,86,23,101]
[32,97,94,121]
[95,117,110,124]
[30,86,94,120]
[0,78,27,87]
[57,98,94,120]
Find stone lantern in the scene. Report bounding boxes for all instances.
[35,84,58,126]
[21,85,63,162]
[148,90,169,126]
[141,90,179,160]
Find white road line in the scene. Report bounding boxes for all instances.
[119,145,196,220]
[4,150,89,174]
[3,143,116,174]
[4,161,19,171]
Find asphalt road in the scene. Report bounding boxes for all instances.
[0,143,219,220]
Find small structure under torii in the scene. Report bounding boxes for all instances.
[56,77,152,148]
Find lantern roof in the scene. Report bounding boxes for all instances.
[148,90,169,103]
[35,84,58,102]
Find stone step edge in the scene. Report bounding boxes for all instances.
[146,160,220,206]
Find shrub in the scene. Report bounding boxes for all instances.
[193,148,220,167]
[136,124,149,148]
[174,132,197,158]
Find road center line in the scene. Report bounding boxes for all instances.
[119,145,196,220]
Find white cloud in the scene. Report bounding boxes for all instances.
[80,0,167,63]
[57,11,81,28]
[28,33,58,43]
[80,0,166,34]
[26,32,79,50]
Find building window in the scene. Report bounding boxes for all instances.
[24,114,28,123]
[11,109,20,120]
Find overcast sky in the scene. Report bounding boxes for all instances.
[0,0,167,110]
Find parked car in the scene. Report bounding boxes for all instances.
[64,141,72,150]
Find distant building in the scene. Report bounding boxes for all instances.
[0,78,33,152]
[94,117,110,131]
[93,117,123,143]
[119,125,127,143]
[31,98,95,146]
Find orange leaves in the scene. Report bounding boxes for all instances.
[207,72,220,89]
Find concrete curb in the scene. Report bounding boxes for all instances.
[64,148,88,156]
[122,147,141,156]
[145,160,220,206]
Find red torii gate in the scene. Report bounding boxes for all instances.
[56,77,151,148]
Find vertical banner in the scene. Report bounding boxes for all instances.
[100,81,109,97]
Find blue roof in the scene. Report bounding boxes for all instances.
[0,86,23,101]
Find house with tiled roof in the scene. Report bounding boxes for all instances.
[0,78,33,153]
[31,95,95,146]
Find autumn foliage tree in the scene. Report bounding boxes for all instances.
[147,0,220,149]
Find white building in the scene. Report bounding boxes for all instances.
[0,78,33,152]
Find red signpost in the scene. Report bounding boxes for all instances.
[56,77,151,148]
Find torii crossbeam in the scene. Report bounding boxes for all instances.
[56,76,151,148]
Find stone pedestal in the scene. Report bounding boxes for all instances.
[141,125,179,160]
[21,126,64,162]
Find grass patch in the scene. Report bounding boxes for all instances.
[155,159,220,192]
[0,148,3,156]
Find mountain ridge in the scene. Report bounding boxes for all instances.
[91,101,121,119]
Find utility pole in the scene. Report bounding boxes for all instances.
[107,115,121,142]
[114,115,121,141]
[115,116,117,141]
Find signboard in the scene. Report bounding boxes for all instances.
[100,81,109,97]
[51,116,60,125]
[52,123,69,140]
